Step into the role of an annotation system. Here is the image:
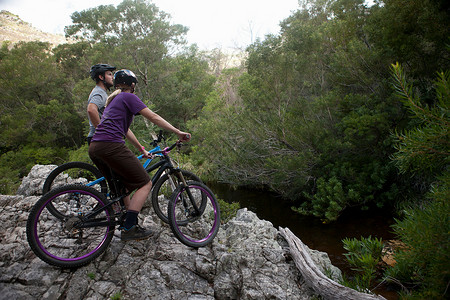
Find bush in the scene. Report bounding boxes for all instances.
[385,180,450,299]
[217,198,240,224]
[341,236,384,292]
[386,64,450,298]
[0,146,67,194]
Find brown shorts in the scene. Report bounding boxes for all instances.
[88,141,150,192]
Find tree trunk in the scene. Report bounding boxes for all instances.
[279,227,386,300]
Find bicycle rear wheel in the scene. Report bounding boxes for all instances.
[43,162,108,194]
[151,170,202,223]
[168,181,220,248]
[26,184,115,268]
[42,162,108,219]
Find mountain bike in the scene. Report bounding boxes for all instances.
[42,131,201,224]
[26,140,221,268]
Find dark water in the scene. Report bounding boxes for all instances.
[210,182,399,299]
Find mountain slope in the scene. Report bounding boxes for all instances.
[0,10,69,47]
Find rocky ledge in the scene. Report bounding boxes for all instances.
[0,165,342,299]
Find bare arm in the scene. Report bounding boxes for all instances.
[139,107,190,142]
[125,129,142,151]
[87,103,101,128]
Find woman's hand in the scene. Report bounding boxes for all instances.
[142,150,154,159]
[177,131,191,142]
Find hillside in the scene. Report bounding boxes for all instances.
[0,10,69,47]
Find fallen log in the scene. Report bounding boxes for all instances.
[279,227,386,300]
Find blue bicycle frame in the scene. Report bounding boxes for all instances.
[85,145,163,189]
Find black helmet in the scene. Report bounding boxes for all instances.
[114,69,138,87]
[90,64,116,80]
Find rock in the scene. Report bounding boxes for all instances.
[16,164,57,196]
[0,165,343,299]
[381,240,408,267]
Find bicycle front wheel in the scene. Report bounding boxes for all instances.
[151,170,202,224]
[168,181,220,248]
[26,184,115,268]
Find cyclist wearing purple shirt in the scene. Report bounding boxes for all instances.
[89,69,190,241]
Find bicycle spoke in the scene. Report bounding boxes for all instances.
[168,182,220,248]
[151,170,201,224]
[27,185,114,268]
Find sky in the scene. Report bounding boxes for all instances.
[1,0,300,50]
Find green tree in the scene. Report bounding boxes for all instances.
[65,0,188,100]
[0,41,69,114]
[391,63,450,176]
[0,41,84,193]
[0,41,84,151]
[191,0,405,221]
[65,0,213,133]
[385,64,449,299]
[367,0,450,86]
[151,45,216,128]
[189,0,449,222]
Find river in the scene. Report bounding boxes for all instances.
[210,182,399,299]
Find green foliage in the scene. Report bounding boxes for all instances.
[110,292,122,300]
[0,1,215,194]
[191,0,445,222]
[295,176,348,221]
[386,64,450,298]
[385,188,449,299]
[0,164,21,195]
[217,199,240,224]
[151,46,216,129]
[391,63,450,176]
[342,236,384,291]
[67,144,91,164]
[53,41,94,82]
[0,41,85,155]
[367,0,450,85]
[0,146,66,194]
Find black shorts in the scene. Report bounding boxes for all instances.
[88,141,150,191]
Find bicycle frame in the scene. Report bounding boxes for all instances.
[152,144,202,216]
[85,145,164,189]
[80,143,186,229]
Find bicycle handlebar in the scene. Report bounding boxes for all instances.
[151,139,187,156]
[146,131,190,156]
[150,130,164,147]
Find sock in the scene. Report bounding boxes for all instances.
[123,210,139,230]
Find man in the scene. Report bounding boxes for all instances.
[87,64,116,145]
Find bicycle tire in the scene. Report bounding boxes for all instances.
[26,184,115,268]
[43,162,107,194]
[168,181,220,248]
[151,170,202,223]
[43,162,108,219]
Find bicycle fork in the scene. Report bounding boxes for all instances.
[172,169,201,218]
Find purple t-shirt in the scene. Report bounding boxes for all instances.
[91,92,147,143]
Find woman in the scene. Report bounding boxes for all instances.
[89,69,190,241]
